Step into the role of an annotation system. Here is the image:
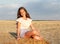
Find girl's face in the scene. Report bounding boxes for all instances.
[20,9,26,17]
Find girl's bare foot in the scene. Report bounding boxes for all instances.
[33,35,43,41]
[17,37,20,40]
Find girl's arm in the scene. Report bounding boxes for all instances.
[30,23,40,35]
[30,23,36,31]
[16,22,21,39]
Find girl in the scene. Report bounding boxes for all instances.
[16,7,43,40]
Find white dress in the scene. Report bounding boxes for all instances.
[16,17,32,38]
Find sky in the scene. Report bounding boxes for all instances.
[0,0,60,20]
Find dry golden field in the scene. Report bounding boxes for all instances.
[0,20,60,44]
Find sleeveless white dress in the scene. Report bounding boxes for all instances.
[16,18,32,38]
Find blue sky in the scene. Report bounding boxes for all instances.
[0,0,60,20]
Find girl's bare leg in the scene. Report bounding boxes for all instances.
[24,30,38,38]
[24,31,33,38]
[24,31,48,44]
[24,30,43,40]
[32,35,43,41]
[32,30,43,41]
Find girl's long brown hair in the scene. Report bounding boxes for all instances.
[17,7,31,19]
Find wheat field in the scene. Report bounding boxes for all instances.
[0,20,60,44]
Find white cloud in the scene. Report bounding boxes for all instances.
[38,1,60,10]
[0,5,3,8]
[0,4,21,9]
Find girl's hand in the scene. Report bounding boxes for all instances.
[17,36,20,40]
[32,30,40,35]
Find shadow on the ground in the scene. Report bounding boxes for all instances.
[9,32,17,39]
